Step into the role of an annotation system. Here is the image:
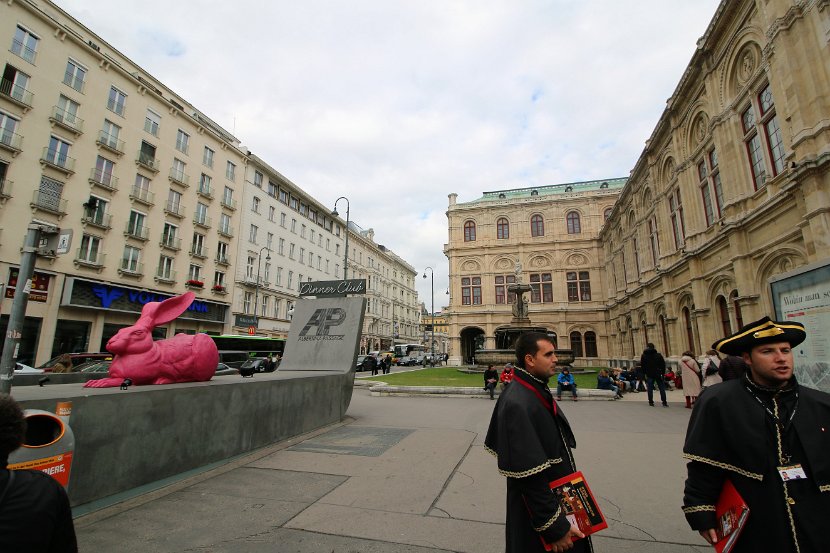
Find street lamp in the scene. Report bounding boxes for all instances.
[332,197,350,280]
[253,246,272,322]
[423,266,434,365]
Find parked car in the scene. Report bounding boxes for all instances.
[214,363,238,376]
[240,357,273,373]
[14,362,43,374]
[37,352,113,373]
[397,355,418,366]
[73,360,112,373]
[355,355,368,372]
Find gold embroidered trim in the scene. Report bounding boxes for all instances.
[534,505,562,532]
[484,445,497,457]
[819,485,830,492]
[682,454,764,481]
[682,505,715,514]
[497,458,563,479]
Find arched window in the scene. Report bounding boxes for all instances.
[641,320,649,347]
[570,331,583,357]
[566,211,581,234]
[600,182,609,189]
[497,218,509,239]
[604,207,613,221]
[659,315,670,356]
[718,296,731,336]
[498,193,506,199]
[530,214,544,237]
[584,331,597,357]
[530,190,539,196]
[565,186,573,192]
[463,220,476,242]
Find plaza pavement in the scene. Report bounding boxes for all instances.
[74,383,710,552]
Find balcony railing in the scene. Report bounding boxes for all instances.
[10,38,37,63]
[30,190,67,215]
[124,223,150,241]
[0,78,34,108]
[0,129,23,153]
[136,152,160,172]
[119,259,144,276]
[175,142,189,155]
[190,245,208,259]
[81,211,112,229]
[40,147,76,174]
[49,106,84,134]
[88,167,119,191]
[155,268,177,283]
[193,214,212,228]
[129,186,155,205]
[160,235,181,250]
[218,226,234,238]
[164,201,184,218]
[220,197,237,210]
[197,183,213,199]
[215,254,230,266]
[96,131,125,155]
[169,168,190,187]
[75,248,105,267]
[62,71,85,93]
[0,179,12,200]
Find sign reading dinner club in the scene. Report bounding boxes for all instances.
[299,279,367,298]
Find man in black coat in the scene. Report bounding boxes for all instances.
[485,332,592,552]
[682,317,830,552]
[640,343,668,407]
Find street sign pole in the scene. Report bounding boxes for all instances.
[0,225,44,394]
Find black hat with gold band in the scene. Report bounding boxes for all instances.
[712,316,806,356]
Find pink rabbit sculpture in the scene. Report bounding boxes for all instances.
[84,292,219,388]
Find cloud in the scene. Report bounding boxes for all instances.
[58,0,721,310]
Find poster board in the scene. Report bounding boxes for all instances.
[769,259,830,393]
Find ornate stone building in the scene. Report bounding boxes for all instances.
[444,179,625,366]
[601,0,830,360]
[446,0,830,368]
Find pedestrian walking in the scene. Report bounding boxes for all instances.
[485,332,591,552]
[640,343,668,407]
[683,316,830,552]
[483,364,498,400]
[679,351,702,408]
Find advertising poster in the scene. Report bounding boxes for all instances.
[770,261,830,393]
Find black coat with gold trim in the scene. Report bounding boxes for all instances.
[682,376,830,552]
[485,368,593,553]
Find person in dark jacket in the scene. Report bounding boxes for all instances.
[483,365,499,400]
[363,354,378,376]
[682,317,830,552]
[717,354,748,381]
[485,332,591,553]
[640,343,668,407]
[0,393,78,553]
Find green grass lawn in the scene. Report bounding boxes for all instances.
[357,367,602,389]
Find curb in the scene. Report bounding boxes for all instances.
[357,380,618,400]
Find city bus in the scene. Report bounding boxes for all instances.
[393,343,425,365]
[209,335,286,367]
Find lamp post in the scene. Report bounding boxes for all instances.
[332,197,350,280]
[423,266,434,365]
[253,246,271,325]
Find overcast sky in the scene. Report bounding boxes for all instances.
[58,0,721,312]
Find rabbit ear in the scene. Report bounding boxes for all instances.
[136,292,196,328]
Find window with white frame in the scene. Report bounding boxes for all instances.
[288,270,294,288]
[249,224,258,243]
[243,292,252,314]
[274,298,282,319]
[280,212,286,227]
[1,112,21,147]
[222,186,233,206]
[45,136,71,168]
[203,146,214,168]
[278,238,285,255]
[158,255,175,280]
[266,232,273,249]
[122,245,141,272]
[195,202,208,225]
[191,232,205,256]
[175,129,190,154]
[93,155,115,186]
[226,161,236,181]
[216,241,228,263]
[246,256,255,279]
[127,210,146,237]
[198,173,212,195]
[698,148,724,226]
[253,171,263,188]
[299,247,305,263]
[79,234,101,263]
[101,119,121,148]
[166,189,181,213]
[214,270,225,287]
[162,223,178,248]
[268,205,275,222]
[107,86,127,116]
[648,217,660,268]
[144,109,161,136]
[668,188,685,250]
[188,264,202,282]
[11,25,39,63]
[63,59,86,92]
[172,158,186,182]
[252,196,260,213]
[289,243,295,260]
[276,266,283,286]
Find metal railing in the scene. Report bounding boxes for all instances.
[169,168,190,186]
[41,147,76,172]
[0,78,34,107]
[0,130,23,152]
[155,267,177,282]
[96,131,125,154]
[88,167,119,191]
[215,254,230,265]
[190,245,208,258]
[10,38,37,63]
[124,223,150,240]
[218,226,234,238]
[50,106,84,133]
[160,235,181,250]
[75,248,105,266]
[220,197,237,210]
[82,211,112,229]
[62,71,85,93]
[30,190,67,214]
[0,179,12,199]
[193,214,212,228]
[119,259,144,275]
[136,152,159,172]
[164,201,184,217]
[197,183,213,198]
[129,186,155,205]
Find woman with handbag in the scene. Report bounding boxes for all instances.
[700,349,722,389]
[679,351,702,408]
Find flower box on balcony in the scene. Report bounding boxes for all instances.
[186,279,204,288]
[211,285,226,293]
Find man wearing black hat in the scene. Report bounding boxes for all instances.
[682,317,830,552]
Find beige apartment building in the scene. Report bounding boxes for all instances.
[446,0,830,369]
[0,0,247,364]
[445,179,624,365]
[344,223,420,354]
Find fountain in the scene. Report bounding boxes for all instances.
[472,261,573,369]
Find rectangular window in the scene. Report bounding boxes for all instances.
[55,95,80,127]
[249,224,258,243]
[191,233,205,257]
[127,210,146,237]
[243,292,252,314]
[253,170,263,188]
[11,25,39,64]
[288,271,294,289]
[122,245,141,272]
[461,276,482,305]
[93,155,115,187]
[268,180,278,197]
[216,241,229,263]
[162,223,178,247]
[45,136,71,168]
[280,212,287,227]
[494,275,517,304]
[276,267,283,286]
[289,243,295,260]
[195,202,208,225]
[279,189,289,204]
[219,212,231,235]
[145,109,161,136]
[669,188,685,250]
[299,247,305,263]
[107,86,127,116]
[290,196,299,210]
[63,59,86,92]
[648,217,660,268]
[203,146,214,168]
[171,158,186,182]
[278,238,285,255]
[166,189,181,213]
[188,264,202,282]
[758,85,785,176]
[226,161,236,181]
[566,271,591,302]
[198,173,212,195]
[268,205,276,222]
[222,186,233,206]
[529,273,553,303]
[101,119,121,148]
[175,129,190,154]
[214,270,225,288]
[158,255,175,280]
[79,234,101,263]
